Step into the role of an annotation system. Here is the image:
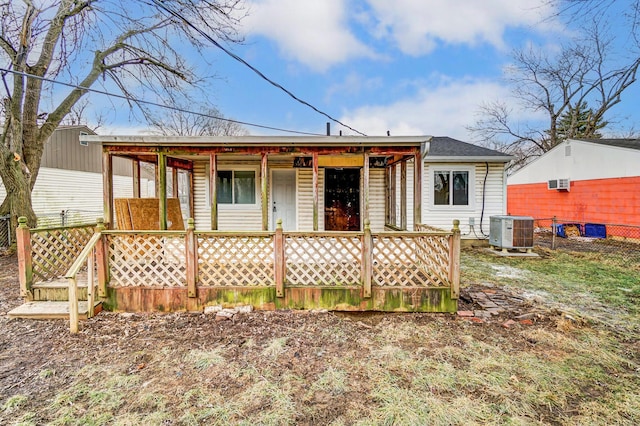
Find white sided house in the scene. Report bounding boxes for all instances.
[85,134,511,237]
[0,126,154,225]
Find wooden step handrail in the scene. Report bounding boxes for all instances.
[64,231,103,333]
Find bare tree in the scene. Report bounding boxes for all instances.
[0,0,245,230]
[149,106,248,136]
[469,24,640,170]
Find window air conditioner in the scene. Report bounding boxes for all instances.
[548,178,570,191]
[557,178,570,190]
[489,216,534,250]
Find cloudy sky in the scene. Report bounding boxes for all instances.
[102,0,639,140]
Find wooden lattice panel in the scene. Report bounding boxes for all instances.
[372,234,450,287]
[31,226,95,282]
[285,234,362,286]
[197,234,274,286]
[108,234,187,287]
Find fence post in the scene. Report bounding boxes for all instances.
[274,219,285,298]
[95,218,109,298]
[551,216,557,250]
[186,218,198,298]
[362,219,372,298]
[16,217,33,300]
[449,219,461,300]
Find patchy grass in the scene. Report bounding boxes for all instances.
[463,247,640,332]
[1,248,639,425]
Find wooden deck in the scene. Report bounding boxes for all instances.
[8,300,102,320]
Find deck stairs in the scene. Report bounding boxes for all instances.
[8,274,102,320]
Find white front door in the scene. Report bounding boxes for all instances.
[272,170,296,230]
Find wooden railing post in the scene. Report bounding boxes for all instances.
[449,219,461,300]
[95,218,108,298]
[186,218,198,298]
[274,219,285,297]
[362,219,372,298]
[69,276,79,333]
[86,248,95,319]
[16,217,33,300]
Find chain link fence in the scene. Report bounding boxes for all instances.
[36,210,102,228]
[533,217,640,264]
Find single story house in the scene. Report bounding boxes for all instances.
[507,138,640,233]
[14,134,512,322]
[87,134,511,236]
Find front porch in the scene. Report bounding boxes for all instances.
[14,217,460,332]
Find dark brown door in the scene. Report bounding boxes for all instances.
[324,168,360,231]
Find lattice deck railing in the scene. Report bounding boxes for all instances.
[17,219,460,299]
[107,232,187,287]
[286,233,363,286]
[103,228,455,289]
[197,233,275,287]
[30,224,96,282]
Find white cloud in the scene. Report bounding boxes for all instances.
[365,0,559,55]
[243,0,376,72]
[339,76,543,139]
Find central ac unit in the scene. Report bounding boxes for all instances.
[489,216,534,250]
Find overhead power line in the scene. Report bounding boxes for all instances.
[150,0,367,136]
[0,67,326,136]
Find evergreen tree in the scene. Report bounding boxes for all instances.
[557,101,608,140]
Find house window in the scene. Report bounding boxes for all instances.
[79,132,88,146]
[217,170,256,204]
[433,170,470,206]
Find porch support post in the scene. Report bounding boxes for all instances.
[209,153,218,230]
[157,152,168,230]
[449,220,461,299]
[400,160,407,230]
[132,160,141,198]
[362,219,372,298]
[186,218,198,299]
[413,149,422,230]
[274,219,285,297]
[312,152,319,231]
[102,151,114,229]
[188,171,195,220]
[261,152,268,231]
[384,165,390,224]
[95,218,109,298]
[390,164,396,225]
[363,152,370,226]
[16,217,33,300]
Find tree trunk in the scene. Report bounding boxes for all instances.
[0,155,38,240]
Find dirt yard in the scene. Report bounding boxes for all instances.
[1,250,639,425]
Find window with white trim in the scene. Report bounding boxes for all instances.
[217,170,256,204]
[433,169,470,206]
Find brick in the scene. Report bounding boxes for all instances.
[502,319,516,328]
[457,310,475,317]
[519,319,534,325]
[469,317,484,323]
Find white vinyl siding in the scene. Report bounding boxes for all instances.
[422,162,506,237]
[192,160,262,231]
[297,169,324,231]
[369,169,385,231]
[0,167,133,219]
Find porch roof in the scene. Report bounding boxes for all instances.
[81,134,431,148]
